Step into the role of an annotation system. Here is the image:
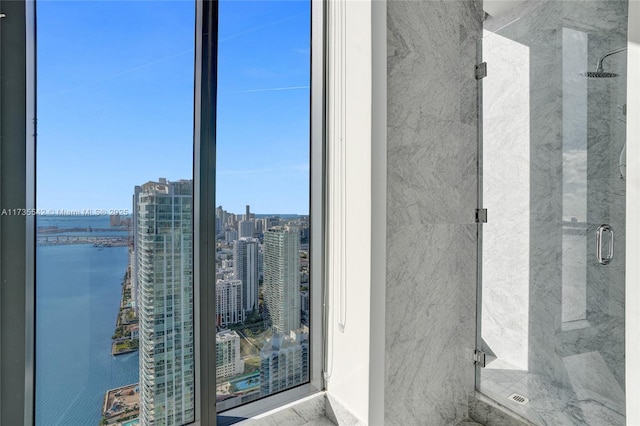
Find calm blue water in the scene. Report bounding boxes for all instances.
[36,217,138,426]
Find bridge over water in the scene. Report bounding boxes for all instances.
[37,235,132,247]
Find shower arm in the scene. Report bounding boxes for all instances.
[595,47,628,72]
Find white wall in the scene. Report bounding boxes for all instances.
[323,0,372,423]
[369,0,387,423]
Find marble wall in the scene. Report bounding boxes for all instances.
[384,0,482,424]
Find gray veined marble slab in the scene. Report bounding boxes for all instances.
[388,1,477,127]
[386,0,482,424]
[235,393,366,426]
[385,224,477,426]
[387,124,478,227]
[455,420,484,426]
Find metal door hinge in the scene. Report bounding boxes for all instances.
[474,350,486,367]
[475,62,487,80]
[475,208,488,223]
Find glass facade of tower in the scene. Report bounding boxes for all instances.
[263,227,301,335]
[136,179,194,425]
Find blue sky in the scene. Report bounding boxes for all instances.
[37,0,310,215]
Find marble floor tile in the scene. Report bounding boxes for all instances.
[479,358,625,426]
[301,417,336,426]
[478,377,511,398]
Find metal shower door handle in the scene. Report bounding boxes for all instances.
[596,224,614,265]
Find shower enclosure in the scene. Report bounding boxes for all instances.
[477,1,628,424]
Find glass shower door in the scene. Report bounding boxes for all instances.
[478,1,628,425]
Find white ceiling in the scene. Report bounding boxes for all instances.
[483,0,527,17]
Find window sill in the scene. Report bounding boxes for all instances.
[219,391,363,426]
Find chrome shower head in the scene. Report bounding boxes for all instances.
[581,46,626,78]
[581,71,619,78]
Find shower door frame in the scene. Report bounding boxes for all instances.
[474,34,484,392]
[625,1,640,423]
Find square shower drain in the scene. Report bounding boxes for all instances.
[507,393,530,405]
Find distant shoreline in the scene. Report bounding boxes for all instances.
[38,227,130,234]
[111,255,139,356]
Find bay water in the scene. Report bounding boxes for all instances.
[35,216,138,426]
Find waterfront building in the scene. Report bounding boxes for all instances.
[259,327,309,397]
[216,279,244,327]
[263,227,300,334]
[216,330,244,380]
[135,178,194,426]
[233,238,260,314]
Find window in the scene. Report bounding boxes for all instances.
[35,1,196,425]
[2,0,323,423]
[212,0,323,415]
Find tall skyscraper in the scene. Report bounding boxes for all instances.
[263,227,300,334]
[135,178,194,426]
[233,238,259,314]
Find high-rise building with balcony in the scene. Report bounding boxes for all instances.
[259,327,309,397]
[263,227,300,334]
[216,330,244,380]
[215,279,244,327]
[134,178,194,426]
